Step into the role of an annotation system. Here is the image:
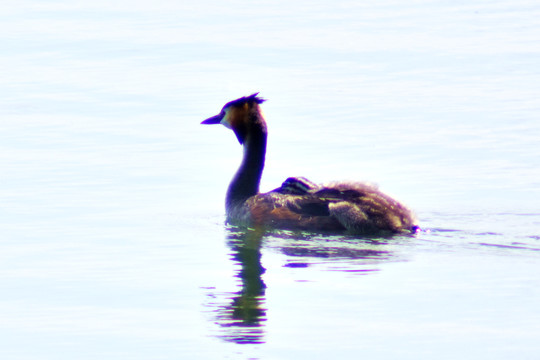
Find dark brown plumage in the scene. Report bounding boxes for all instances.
[202,94,418,234]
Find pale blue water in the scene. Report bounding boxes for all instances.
[1,1,540,359]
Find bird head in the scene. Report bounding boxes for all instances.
[201,93,266,144]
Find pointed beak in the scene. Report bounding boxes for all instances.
[201,114,222,125]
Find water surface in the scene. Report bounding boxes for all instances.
[1,1,540,359]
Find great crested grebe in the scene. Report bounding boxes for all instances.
[202,93,418,234]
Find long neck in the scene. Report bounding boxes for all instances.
[226,117,267,211]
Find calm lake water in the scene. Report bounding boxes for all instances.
[1,1,540,359]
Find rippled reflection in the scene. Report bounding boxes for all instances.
[205,228,408,344]
[268,231,402,272]
[209,228,267,344]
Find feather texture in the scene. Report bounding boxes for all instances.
[202,95,418,234]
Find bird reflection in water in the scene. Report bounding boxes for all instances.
[208,227,267,344]
[204,227,408,344]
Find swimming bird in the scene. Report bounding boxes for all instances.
[202,93,418,234]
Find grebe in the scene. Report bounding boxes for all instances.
[202,93,418,234]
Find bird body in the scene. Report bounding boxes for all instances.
[202,94,418,234]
